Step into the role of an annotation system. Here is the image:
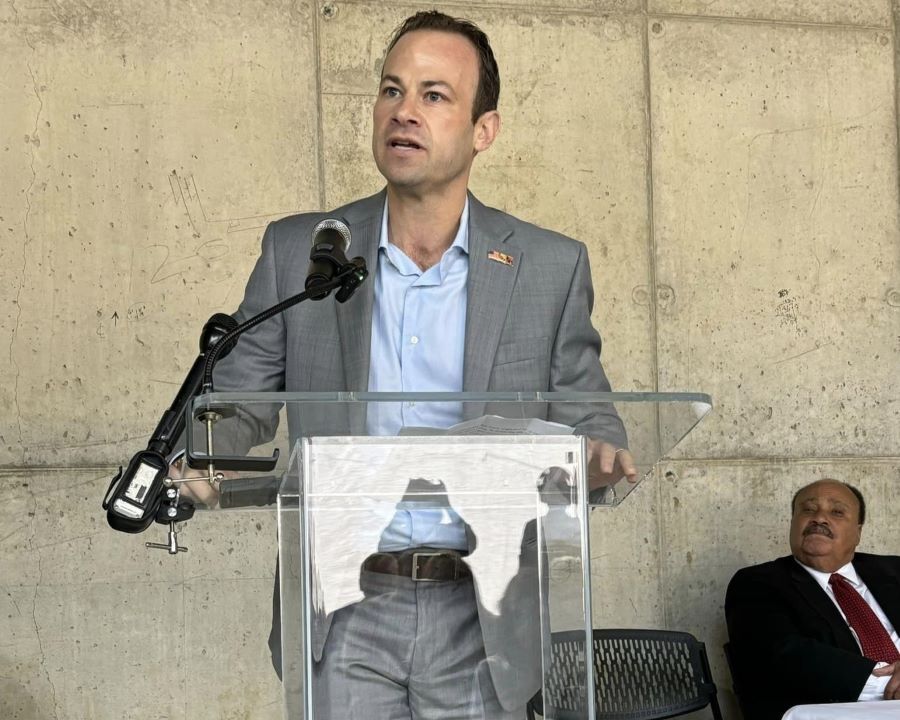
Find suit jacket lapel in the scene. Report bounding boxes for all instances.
[335,192,383,393]
[333,192,383,433]
[786,557,861,653]
[463,193,520,393]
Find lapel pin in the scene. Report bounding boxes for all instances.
[487,250,514,267]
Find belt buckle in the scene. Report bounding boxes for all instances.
[411,551,457,582]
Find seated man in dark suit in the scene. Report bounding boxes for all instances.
[725,479,900,719]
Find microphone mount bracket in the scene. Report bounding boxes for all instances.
[145,485,194,554]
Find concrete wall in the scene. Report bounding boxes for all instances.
[2,0,898,718]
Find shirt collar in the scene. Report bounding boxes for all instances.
[379,196,470,256]
[795,557,861,592]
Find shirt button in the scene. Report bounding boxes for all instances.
[410,335,419,345]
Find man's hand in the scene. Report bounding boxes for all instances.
[168,457,224,508]
[873,661,900,700]
[587,439,638,491]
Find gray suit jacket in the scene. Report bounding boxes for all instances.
[212,189,625,710]
[212,189,624,445]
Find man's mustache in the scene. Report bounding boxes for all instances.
[803,522,834,538]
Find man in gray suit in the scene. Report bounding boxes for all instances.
[187,10,634,719]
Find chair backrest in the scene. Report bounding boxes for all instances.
[532,628,723,720]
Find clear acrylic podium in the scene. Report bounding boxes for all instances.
[185,391,711,720]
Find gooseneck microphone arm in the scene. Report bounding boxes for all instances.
[201,218,367,393]
[148,313,239,455]
[199,276,344,393]
[104,217,367,547]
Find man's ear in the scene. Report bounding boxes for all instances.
[473,110,501,154]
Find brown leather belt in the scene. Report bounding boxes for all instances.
[361,549,471,582]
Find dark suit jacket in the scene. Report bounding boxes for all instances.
[725,552,900,720]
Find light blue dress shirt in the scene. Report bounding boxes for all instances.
[367,199,470,551]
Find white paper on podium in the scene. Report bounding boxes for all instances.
[781,700,900,720]
[301,435,586,616]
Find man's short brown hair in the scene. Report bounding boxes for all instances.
[385,11,500,123]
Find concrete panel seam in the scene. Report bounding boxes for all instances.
[662,456,900,467]
[313,0,643,22]
[641,12,660,401]
[652,465,670,628]
[315,0,891,29]
[28,499,62,720]
[313,0,327,208]
[641,3,670,630]
[893,6,900,224]
[648,11,892,32]
[11,60,44,465]
[3,576,278,589]
[0,466,119,474]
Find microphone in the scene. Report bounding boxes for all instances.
[103,313,238,533]
[306,218,353,299]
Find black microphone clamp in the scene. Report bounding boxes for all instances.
[334,256,368,303]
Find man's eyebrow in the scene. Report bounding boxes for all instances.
[800,497,850,510]
[380,75,454,93]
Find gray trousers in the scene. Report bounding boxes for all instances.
[312,570,525,720]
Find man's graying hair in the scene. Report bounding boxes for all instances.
[385,11,500,123]
[791,480,866,525]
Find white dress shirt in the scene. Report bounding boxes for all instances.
[796,559,900,701]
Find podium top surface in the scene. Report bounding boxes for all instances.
[185,390,712,508]
[195,390,711,404]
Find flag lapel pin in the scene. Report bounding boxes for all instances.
[487,249,514,267]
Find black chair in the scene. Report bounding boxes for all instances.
[527,628,724,720]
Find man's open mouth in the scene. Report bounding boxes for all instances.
[390,139,423,150]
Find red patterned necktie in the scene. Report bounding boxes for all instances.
[829,573,900,663]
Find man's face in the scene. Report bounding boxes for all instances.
[789,481,862,573]
[372,30,493,196]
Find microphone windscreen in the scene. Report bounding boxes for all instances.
[200,313,239,354]
[311,218,351,252]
